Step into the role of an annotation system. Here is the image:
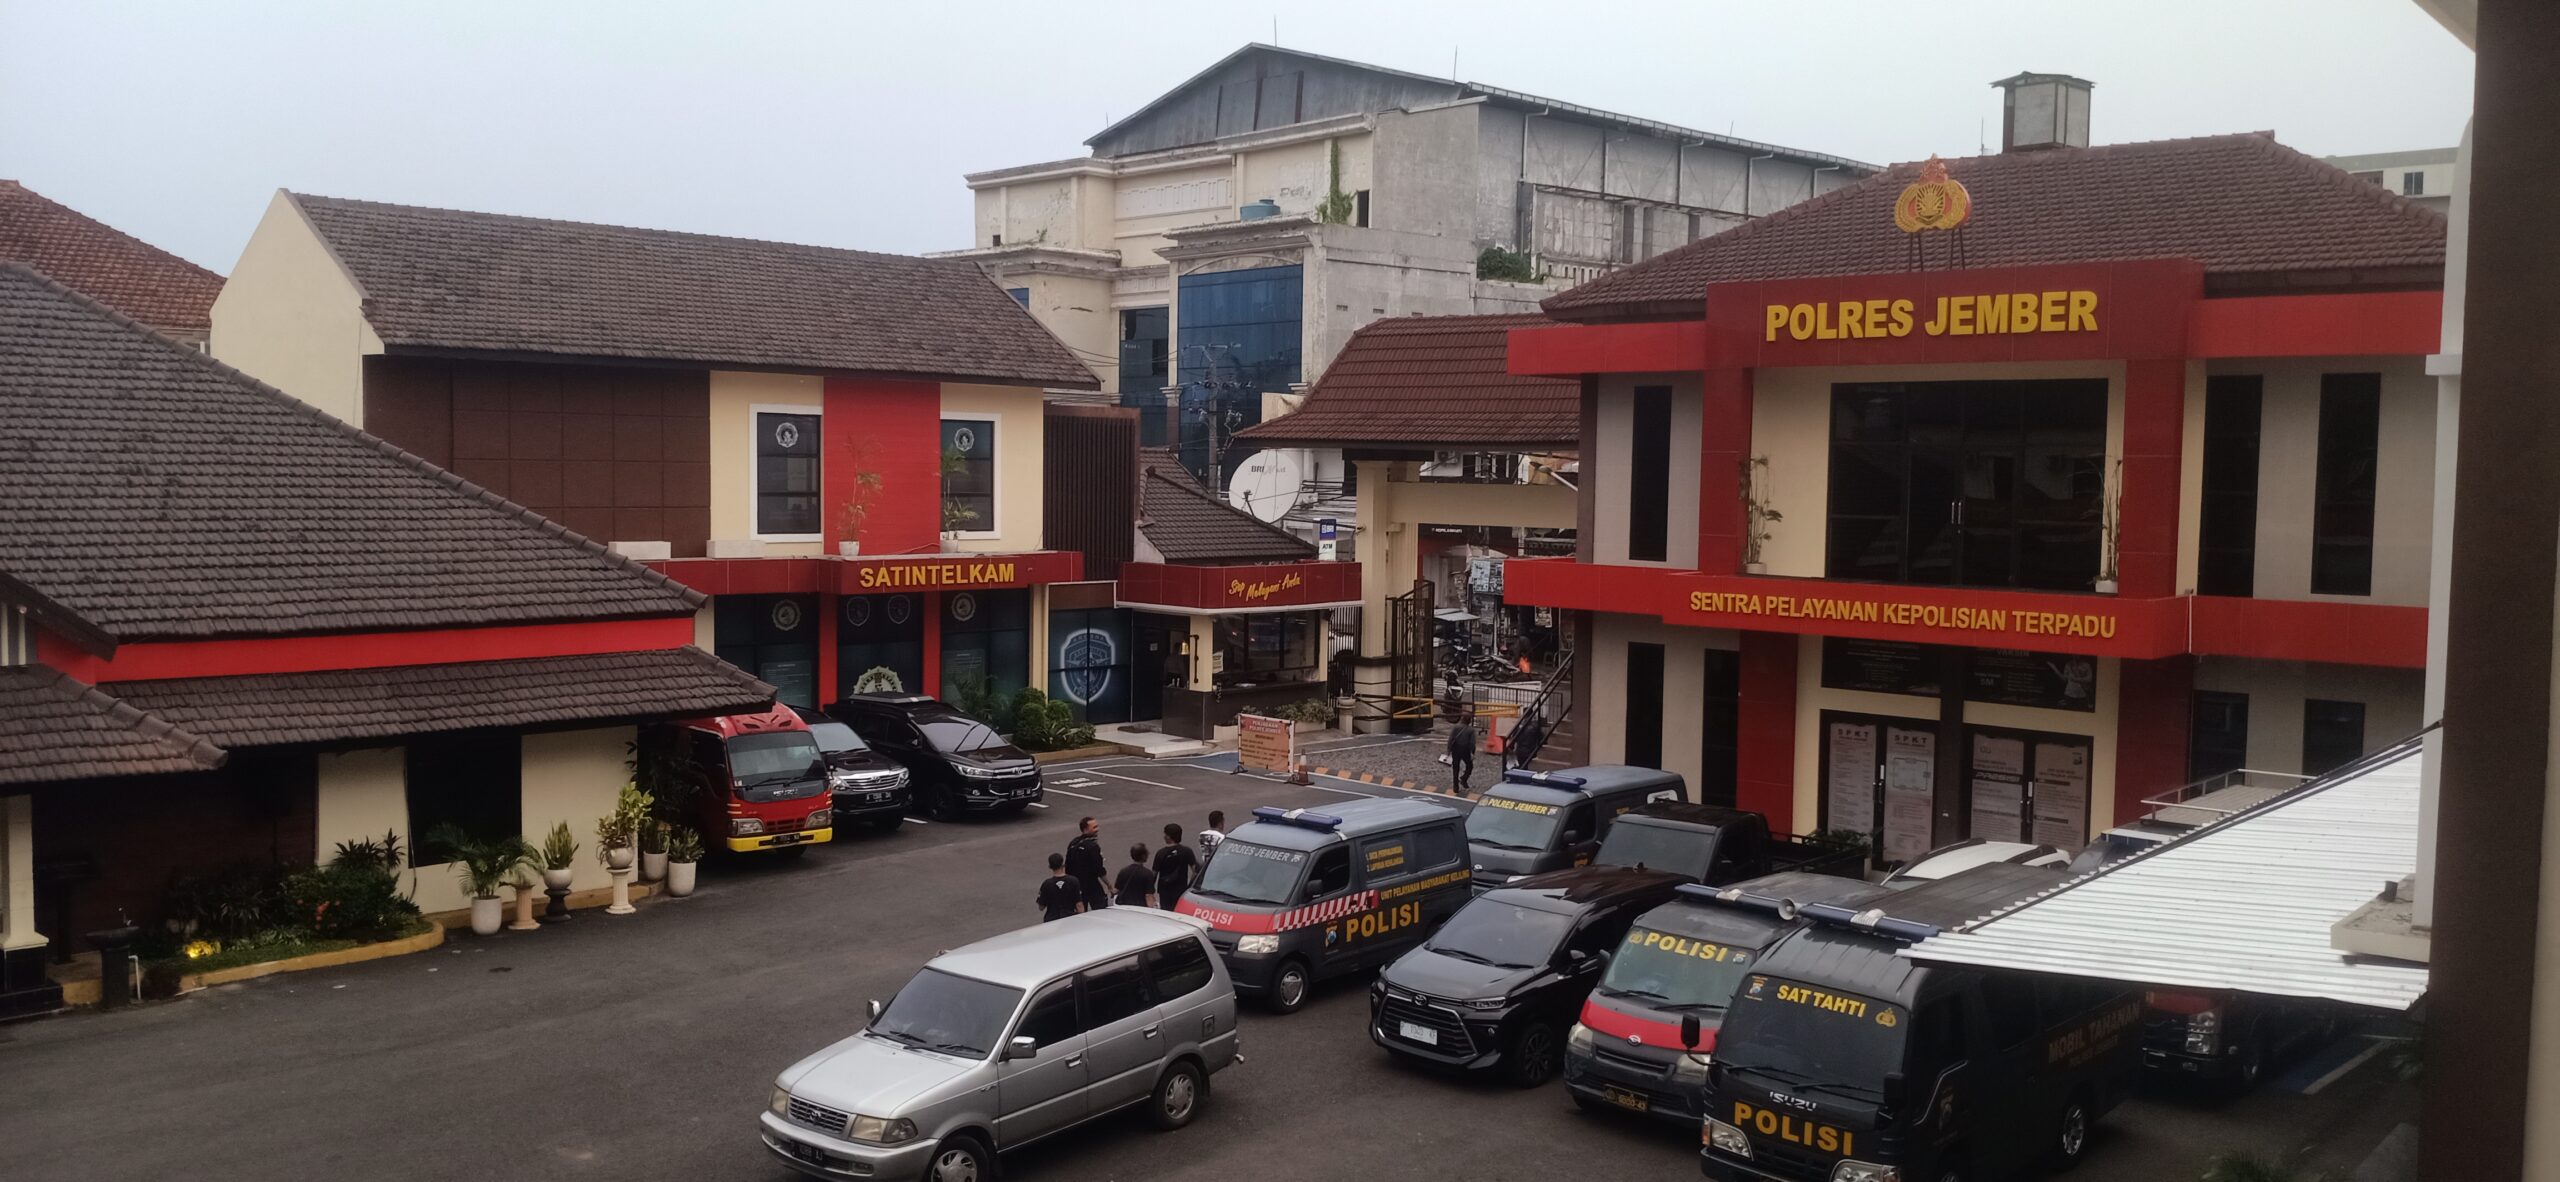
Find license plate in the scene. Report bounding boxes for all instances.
[1605,1086,1650,1112]
[1397,1020,1438,1046]
[785,1140,827,1166]
[768,832,811,846]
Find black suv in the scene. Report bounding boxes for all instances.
[788,705,912,833]
[827,694,1042,820]
[1371,865,1687,1087]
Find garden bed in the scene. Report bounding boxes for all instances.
[1031,742,1121,764]
[169,918,442,990]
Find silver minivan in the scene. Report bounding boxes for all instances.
[760,908,1240,1181]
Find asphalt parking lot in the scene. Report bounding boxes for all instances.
[0,753,2405,1181]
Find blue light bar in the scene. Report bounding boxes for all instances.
[1249,806,1343,832]
[1503,769,1586,788]
[1799,901,1941,943]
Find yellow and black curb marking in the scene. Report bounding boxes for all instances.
[1304,766,1477,801]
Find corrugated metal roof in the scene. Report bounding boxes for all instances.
[1904,742,2428,1011]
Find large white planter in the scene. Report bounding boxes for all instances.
[542,866,574,890]
[667,860,699,898]
[606,845,636,871]
[468,895,504,937]
[641,849,669,882]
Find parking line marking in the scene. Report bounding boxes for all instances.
[1046,787,1102,800]
[2303,1037,2391,1095]
[1089,769,1190,792]
[903,816,931,825]
[1027,801,1050,809]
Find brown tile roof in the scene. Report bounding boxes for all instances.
[1235,313,1580,451]
[0,263,705,645]
[0,664,226,784]
[0,180,225,342]
[1543,133,2450,322]
[105,647,772,749]
[1137,449,1315,564]
[288,193,1098,389]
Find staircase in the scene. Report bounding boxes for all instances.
[1504,650,1578,772]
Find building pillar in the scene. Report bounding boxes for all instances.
[1186,614,1218,692]
[2118,359,2186,599]
[1354,459,1404,656]
[2434,4,2560,1176]
[921,593,943,698]
[1698,367,1752,575]
[2,794,38,953]
[816,593,840,704]
[2113,656,2195,825]
[1735,632,1797,832]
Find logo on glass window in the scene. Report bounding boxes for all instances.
[949,592,979,623]
[885,595,914,626]
[950,425,979,454]
[1059,628,1118,705]
[772,420,802,449]
[769,599,804,632]
[843,597,872,629]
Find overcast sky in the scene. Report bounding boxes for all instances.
[0,0,2472,272]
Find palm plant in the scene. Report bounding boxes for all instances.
[424,826,541,900]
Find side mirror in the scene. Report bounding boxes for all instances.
[866,999,884,1022]
[1004,1036,1039,1061]
[1564,830,1587,845]
[1680,1014,1702,1050]
[1881,1071,1907,1111]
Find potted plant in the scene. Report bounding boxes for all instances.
[639,821,670,883]
[596,810,637,872]
[427,826,540,937]
[941,447,983,538]
[665,826,704,898]
[539,821,579,890]
[2094,457,2123,594]
[837,450,886,557]
[1741,454,1782,575]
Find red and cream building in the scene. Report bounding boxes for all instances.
[1504,75,2448,860]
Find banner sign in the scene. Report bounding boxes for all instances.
[1237,714,1295,777]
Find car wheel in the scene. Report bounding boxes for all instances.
[1264,959,1312,1014]
[868,814,905,834]
[1150,1059,1208,1130]
[926,784,959,822]
[1505,1022,1562,1089]
[925,1132,994,1182]
[2223,1027,2267,1100]
[2050,1091,2092,1170]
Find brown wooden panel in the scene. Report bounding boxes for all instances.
[561,460,615,507]
[507,363,562,413]
[449,365,512,412]
[1049,580,1118,611]
[360,356,453,466]
[1044,406,1138,582]
[452,409,510,461]
[612,507,667,543]
[663,410,710,464]
[555,503,615,543]
[559,367,617,415]
[509,410,562,459]
[614,413,663,463]
[614,460,659,506]
[562,413,615,460]
[661,461,711,508]
[509,459,564,509]
[666,509,710,558]
[660,369,710,417]
[450,452,510,495]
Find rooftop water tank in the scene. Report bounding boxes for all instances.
[1239,197,1281,220]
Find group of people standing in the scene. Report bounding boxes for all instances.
[1039,810,1228,921]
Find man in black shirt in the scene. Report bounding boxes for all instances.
[1447,712,1478,795]
[1153,823,1200,910]
[1036,853,1082,922]
[1113,843,1159,908]
[1065,817,1109,910]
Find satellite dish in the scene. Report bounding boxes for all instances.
[1227,448,1305,523]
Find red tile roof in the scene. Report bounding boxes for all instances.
[1236,313,1580,451]
[1544,133,2449,322]
[290,193,1097,389]
[0,665,225,784]
[0,180,224,341]
[1137,449,1315,564]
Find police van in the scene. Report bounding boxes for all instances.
[1469,766,1686,893]
[1698,864,2141,1182]
[1176,799,1470,1014]
[1565,871,1895,1128]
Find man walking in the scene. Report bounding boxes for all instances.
[1036,853,1083,922]
[1114,843,1159,908]
[1153,823,1200,909]
[1447,712,1478,795]
[1065,817,1109,911]
[1198,810,1227,862]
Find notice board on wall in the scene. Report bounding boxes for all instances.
[1825,720,1878,837]
[1969,732,2029,843]
[2031,740,2093,849]
[1882,728,1937,864]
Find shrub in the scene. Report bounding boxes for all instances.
[1011,687,1096,752]
[539,821,579,871]
[1272,698,1337,727]
[1476,245,1542,283]
[666,826,704,862]
[287,844,422,943]
[161,859,294,942]
[949,673,1018,728]
[422,826,540,898]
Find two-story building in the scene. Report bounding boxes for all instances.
[211,192,1098,709]
[1504,75,2448,860]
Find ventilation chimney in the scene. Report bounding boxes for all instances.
[1992,73,2092,152]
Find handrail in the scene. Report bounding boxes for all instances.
[1506,649,1575,769]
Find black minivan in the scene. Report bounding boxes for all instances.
[1372,866,1687,1087]
[1468,766,1687,894]
[828,694,1042,821]
[788,706,911,833]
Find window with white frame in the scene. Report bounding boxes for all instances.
[754,407,822,538]
[941,417,996,535]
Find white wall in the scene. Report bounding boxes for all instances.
[938,384,1047,552]
[2205,356,2437,606]
[2192,658,2427,774]
[1590,374,1703,567]
[209,191,381,423]
[1585,613,1740,795]
[709,371,826,552]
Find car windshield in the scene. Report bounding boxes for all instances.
[726,733,826,801]
[1424,899,1574,971]
[1189,839,1308,906]
[1595,822,1715,876]
[1598,926,1762,1015]
[1466,796,1565,851]
[1715,976,1905,1098]
[802,720,869,756]
[918,715,1007,755]
[868,968,1023,1060]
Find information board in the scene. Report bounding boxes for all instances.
[1237,714,1295,777]
[1882,728,1937,864]
[2030,740,2093,848]
[1824,720,1878,836]
[1968,733,2028,842]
